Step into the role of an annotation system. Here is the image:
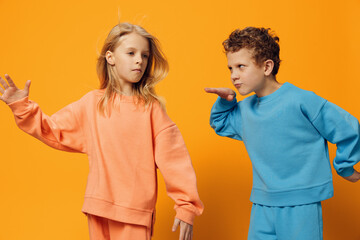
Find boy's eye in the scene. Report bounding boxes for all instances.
[128,52,134,55]
[238,65,244,68]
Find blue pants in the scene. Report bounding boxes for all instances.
[248,202,323,240]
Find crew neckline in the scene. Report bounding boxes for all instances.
[97,89,137,103]
[256,82,291,104]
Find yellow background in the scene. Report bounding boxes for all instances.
[1,0,360,239]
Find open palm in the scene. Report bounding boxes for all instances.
[0,74,31,104]
[204,87,236,101]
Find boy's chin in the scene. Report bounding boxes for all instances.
[237,89,252,96]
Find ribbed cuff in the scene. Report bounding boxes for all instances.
[175,207,196,225]
[7,96,31,116]
[338,167,355,177]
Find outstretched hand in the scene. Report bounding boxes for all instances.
[204,87,236,101]
[0,74,31,104]
[342,169,360,183]
[172,218,193,240]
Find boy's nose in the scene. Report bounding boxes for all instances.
[231,73,240,81]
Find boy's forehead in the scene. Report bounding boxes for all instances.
[226,48,255,62]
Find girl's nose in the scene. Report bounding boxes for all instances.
[135,54,143,65]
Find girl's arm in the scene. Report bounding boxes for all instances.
[0,74,86,153]
[151,102,203,239]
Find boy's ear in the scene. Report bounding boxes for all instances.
[263,59,274,76]
[106,51,115,65]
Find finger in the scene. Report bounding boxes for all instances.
[24,80,31,93]
[204,88,219,94]
[179,225,185,240]
[5,74,17,88]
[0,85,4,94]
[0,76,9,89]
[172,218,180,232]
[184,227,190,240]
[227,94,235,101]
[187,226,193,240]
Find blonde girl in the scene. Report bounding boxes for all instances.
[0,22,203,240]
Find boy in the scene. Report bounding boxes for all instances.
[205,27,360,239]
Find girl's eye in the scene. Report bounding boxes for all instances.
[238,65,245,68]
[143,54,149,59]
[128,52,134,55]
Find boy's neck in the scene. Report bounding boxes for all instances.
[255,77,282,98]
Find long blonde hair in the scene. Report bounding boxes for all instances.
[97,22,168,115]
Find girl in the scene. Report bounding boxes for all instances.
[0,22,203,240]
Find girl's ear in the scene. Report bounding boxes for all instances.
[263,59,274,76]
[106,50,115,65]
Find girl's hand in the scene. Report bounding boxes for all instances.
[172,218,193,240]
[0,74,31,104]
[342,169,360,183]
[204,87,236,101]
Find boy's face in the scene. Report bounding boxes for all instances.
[227,48,267,96]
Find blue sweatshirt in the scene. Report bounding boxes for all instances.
[210,82,360,206]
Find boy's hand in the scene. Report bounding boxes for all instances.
[172,218,193,240]
[342,169,360,183]
[0,74,31,105]
[204,87,236,101]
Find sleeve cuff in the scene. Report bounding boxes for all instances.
[175,207,197,225]
[338,167,355,177]
[217,95,237,106]
[7,97,31,116]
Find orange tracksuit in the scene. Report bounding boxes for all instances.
[8,89,203,236]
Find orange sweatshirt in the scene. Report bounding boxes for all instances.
[8,89,203,228]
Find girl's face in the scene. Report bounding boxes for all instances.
[106,32,150,94]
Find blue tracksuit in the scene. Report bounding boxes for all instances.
[210,82,360,239]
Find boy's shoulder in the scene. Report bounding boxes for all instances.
[285,82,326,102]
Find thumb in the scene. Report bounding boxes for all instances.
[172,218,180,232]
[24,80,31,93]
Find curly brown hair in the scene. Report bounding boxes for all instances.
[223,27,281,76]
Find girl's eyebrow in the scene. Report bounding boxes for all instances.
[125,47,150,53]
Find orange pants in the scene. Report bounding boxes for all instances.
[87,214,151,240]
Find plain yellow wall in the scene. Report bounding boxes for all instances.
[1,0,360,239]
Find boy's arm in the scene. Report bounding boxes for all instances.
[311,101,360,180]
[205,88,242,141]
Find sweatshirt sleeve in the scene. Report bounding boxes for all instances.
[309,99,360,177]
[7,96,86,153]
[210,96,242,141]
[151,102,203,225]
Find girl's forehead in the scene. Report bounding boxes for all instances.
[117,33,149,50]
